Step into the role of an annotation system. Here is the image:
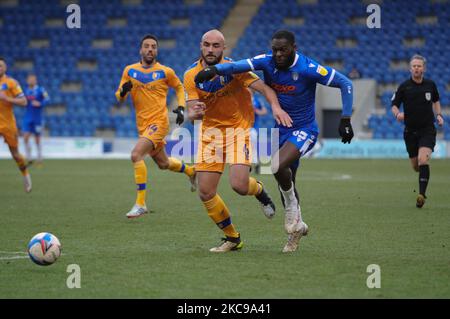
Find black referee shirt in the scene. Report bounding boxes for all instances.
[391,77,440,129]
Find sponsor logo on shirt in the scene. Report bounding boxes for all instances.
[270,83,296,93]
[316,65,328,76]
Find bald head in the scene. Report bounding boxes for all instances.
[200,29,226,66]
[201,29,225,46]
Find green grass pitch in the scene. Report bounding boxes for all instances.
[0,158,449,298]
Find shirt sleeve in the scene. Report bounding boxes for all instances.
[166,68,186,107]
[183,70,199,101]
[215,54,270,75]
[9,79,24,98]
[391,84,404,107]
[246,54,271,72]
[432,81,440,102]
[303,62,336,87]
[234,71,260,88]
[304,63,353,117]
[115,67,130,102]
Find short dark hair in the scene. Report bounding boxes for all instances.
[140,34,159,47]
[272,30,296,45]
[0,56,5,63]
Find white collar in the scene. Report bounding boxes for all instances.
[289,53,299,69]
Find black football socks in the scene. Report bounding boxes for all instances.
[418,164,430,196]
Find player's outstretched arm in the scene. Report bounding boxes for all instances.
[249,79,292,128]
[195,59,254,84]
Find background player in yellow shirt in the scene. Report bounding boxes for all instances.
[0,57,31,192]
[184,30,292,252]
[115,35,196,218]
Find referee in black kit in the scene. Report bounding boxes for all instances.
[391,54,444,208]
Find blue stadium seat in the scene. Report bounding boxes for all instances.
[0,0,236,136]
[2,0,447,138]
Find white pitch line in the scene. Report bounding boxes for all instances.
[0,255,29,260]
[0,251,27,254]
[0,251,28,260]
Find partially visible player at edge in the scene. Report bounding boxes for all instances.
[115,34,196,218]
[0,57,32,192]
[391,54,444,208]
[185,29,285,253]
[195,30,354,253]
[23,73,50,167]
[249,87,268,174]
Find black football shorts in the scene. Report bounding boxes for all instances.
[403,125,436,158]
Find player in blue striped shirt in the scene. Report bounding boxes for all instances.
[195,30,354,252]
[22,74,50,166]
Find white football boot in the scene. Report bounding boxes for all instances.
[284,205,301,234]
[255,181,276,219]
[23,174,32,193]
[126,204,148,219]
[282,221,309,253]
[261,202,276,219]
[279,184,300,233]
[209,236,243,253]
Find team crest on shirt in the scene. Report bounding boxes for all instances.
[292,72,299,81]
[425,92,431,101]
[219,76,225,85]
[133,72,137,78]
[152,72,159,80]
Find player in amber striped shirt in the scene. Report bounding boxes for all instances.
[0,57,31,193]
[115,35,196,218]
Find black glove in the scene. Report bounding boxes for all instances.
[194,66,218,84]
[120,80,133,97]
[338,117,354,144]
[173,106,185,125]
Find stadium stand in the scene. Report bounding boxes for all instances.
[1,0,448,139]
[1,0,235,137]
[232,0,450,139]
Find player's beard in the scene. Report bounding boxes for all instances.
[202,53,223,66]
[142,55,156,66]
[275,51,296,70]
